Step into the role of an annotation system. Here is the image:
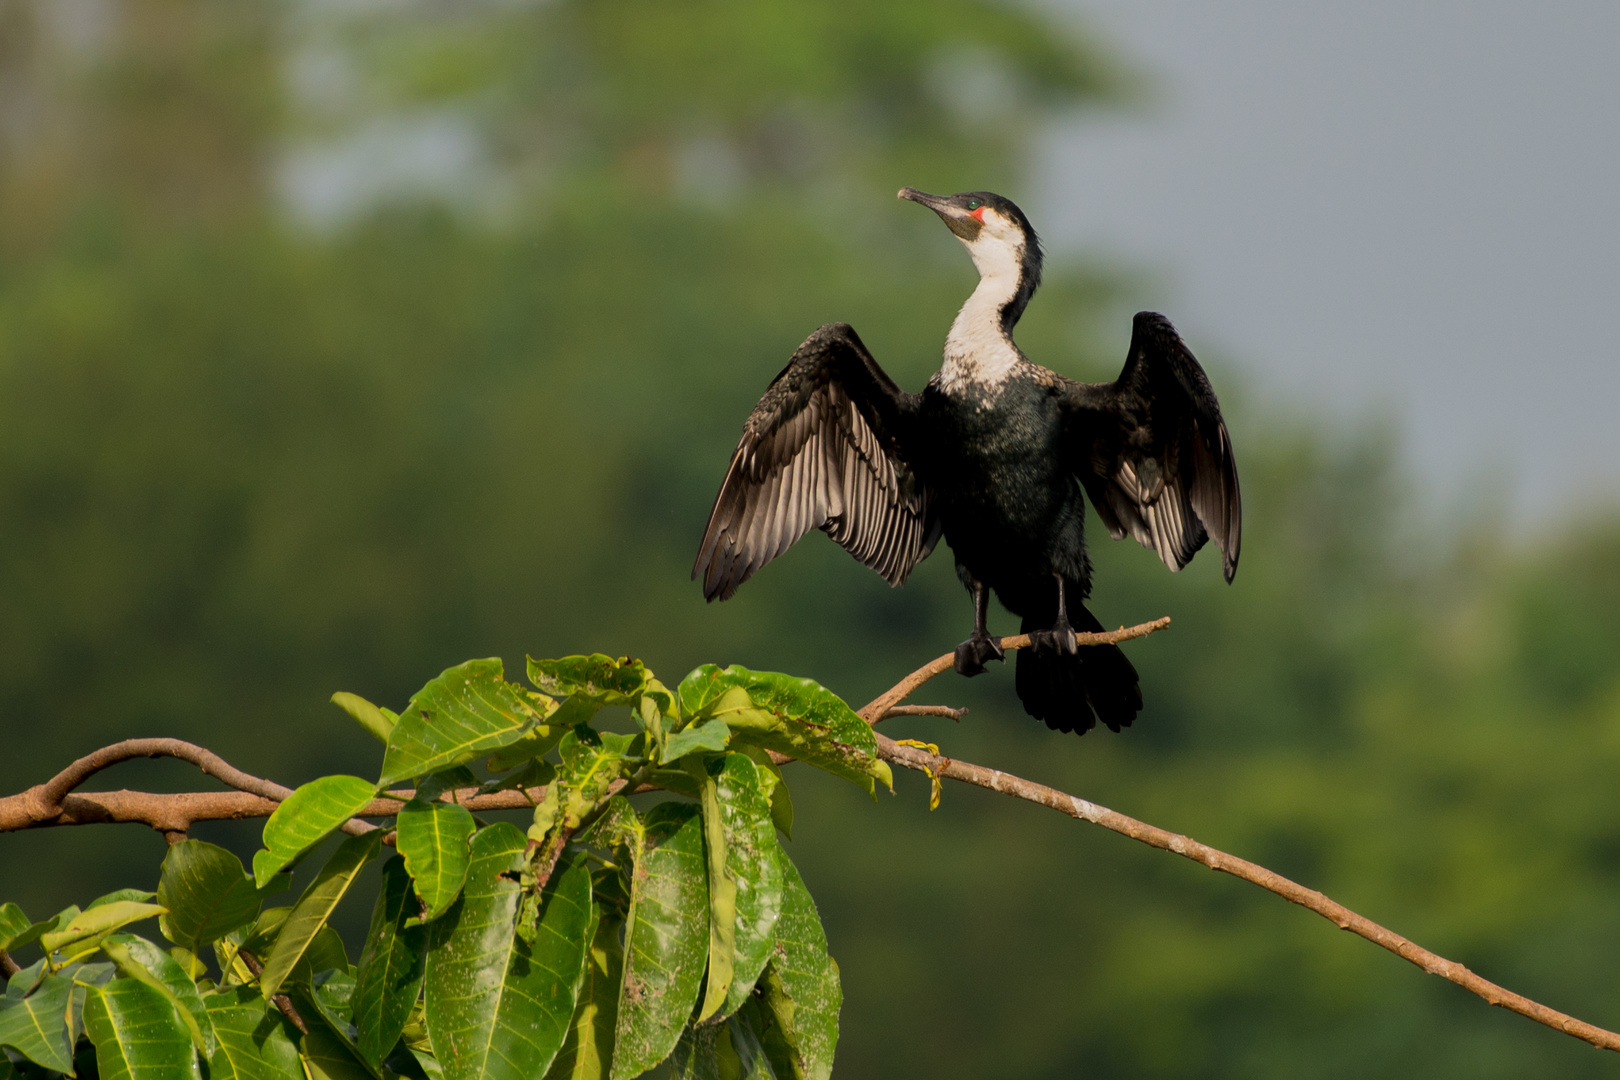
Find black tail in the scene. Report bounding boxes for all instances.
[1015,600,1142,735]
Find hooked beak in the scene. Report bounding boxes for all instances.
[898,187,981,241]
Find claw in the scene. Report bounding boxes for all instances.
[954,633,1005,676]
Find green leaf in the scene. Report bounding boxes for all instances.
[5,957,46,999]
[297,970,381,1080]
[759,853,840,1080]
[718,1012,778,1080]
[218,907,290,983]
[158,841,286,954]
[252,776,379,888]
[169,947,207,981]
[84,978,200,1079]
[693,762,735,1025]
[260,831,382,998]
[409,1046,445,1080]
[88,890,157,909]
[542,911,621,1080]
[733,749,794,841]
[205,990,302,1080]
[658,718,732,765]
[529,732,634,848]
[413,767,480,804]
[396,801,476,926]
[712,755,785,1018]
[526,654,649,705]
[670,1002,777,1080]
[292,926,350,987]
[41,901,167,963]
[642,677,679,722]
[485,728,567,772]
[610,803,709,1080]
[353,857,427,1071]
[634,693,669,763]
[677,667,891,795]
[303,968,359,1047]
[66,960,118,1047]
[99,934,215,1056]
[575,796,641,854]
[544,694,612,735]
[0,904,58,955]
[479,758,556,795]
[423,825,594,1080]
[644,768,703,800]
[302,1025,373,1080]
[558,731,633,815]
[379,659,555,787]
[756,1002,797,1080]
[331,692,396,744]
[0,971,75,1072]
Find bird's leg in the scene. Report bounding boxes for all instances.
[1028,573,1079,656]
[953,579,1005,677]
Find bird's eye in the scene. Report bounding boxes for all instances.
[966,199,982,211]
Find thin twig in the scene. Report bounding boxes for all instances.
[0,784,551,837]
[878,705,968,722]
[875,733,1620,1054]
[857,616,1172,722]
[5,738,369,838]
[0,951,18,979]
[38,739,291,809]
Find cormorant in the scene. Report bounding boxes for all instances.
[693,188,1241,734]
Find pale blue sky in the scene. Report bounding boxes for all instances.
[1036,1,1620,526]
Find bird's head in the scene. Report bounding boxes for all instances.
[899,187,1043,326]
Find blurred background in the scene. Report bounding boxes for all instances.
[2,1,1619,1076]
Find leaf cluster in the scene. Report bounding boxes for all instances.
[1,653,886,1079]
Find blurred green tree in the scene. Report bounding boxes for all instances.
[2,1,1619,1077]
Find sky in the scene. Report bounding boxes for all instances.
[1035,1,1620,526]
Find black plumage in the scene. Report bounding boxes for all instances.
[694,188,1241,735]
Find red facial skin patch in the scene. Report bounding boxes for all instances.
[970,207,986,222]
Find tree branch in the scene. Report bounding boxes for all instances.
[0,781,549,838]
[0,738,365,840]
[0,737,562,839]
[869,715,1620,1052]
[857,616,1172,722]
[39,739,294,810]
[878,705,967,722]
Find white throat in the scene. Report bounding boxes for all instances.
[939,234,1024,396]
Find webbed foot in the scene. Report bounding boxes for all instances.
[1027,624,1078,657]
[953,633,1006,676]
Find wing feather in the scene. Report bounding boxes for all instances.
[694,323,934,601]
[1062,311,1241,582]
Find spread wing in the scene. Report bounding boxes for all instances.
[694,322,938,601]
[1061,311,1242,582]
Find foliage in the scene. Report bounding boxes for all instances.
[0,655,869,1079]
[4,2,1620,1078]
